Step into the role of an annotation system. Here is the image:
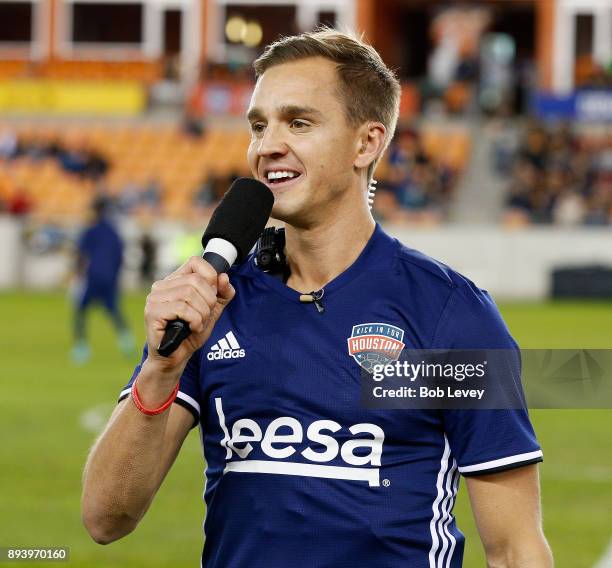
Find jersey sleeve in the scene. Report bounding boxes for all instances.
[118,343,202,429]
[433,281,543,476]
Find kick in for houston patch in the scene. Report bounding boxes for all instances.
[347,323,406,372]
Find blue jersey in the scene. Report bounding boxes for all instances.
[120,224,542,567]
[78,218,123,286]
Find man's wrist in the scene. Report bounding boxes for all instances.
[142,351,188,379]
[132,377,179,416]
[135,359,183,409]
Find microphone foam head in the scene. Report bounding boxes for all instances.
[202,177,274,263]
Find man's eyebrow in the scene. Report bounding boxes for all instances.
[278,105,323,119]
[246,105,323,122]
[246,108,264,122]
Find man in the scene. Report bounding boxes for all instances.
[72,197,134,363]
[82,30,552,566]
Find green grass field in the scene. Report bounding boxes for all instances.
[1,292,611,567]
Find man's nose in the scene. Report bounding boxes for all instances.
[257,124,287,158]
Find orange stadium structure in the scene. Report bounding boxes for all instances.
[0,0,609,223]
[0,60,162,83]
[0,122,471,220]
[0,0,605,97]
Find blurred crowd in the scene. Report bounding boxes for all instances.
[2,119,609,228]
[0,121,460,224]
[0,116,221,220]
[0,128,109,180]
[373,128,458,224]
[0,127,156,218]
[502,121,612,226]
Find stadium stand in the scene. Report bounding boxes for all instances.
[503,121,611,226]
[0,122,470,222]
[372,126,470,223]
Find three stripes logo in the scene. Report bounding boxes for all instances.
[207,331,246,361]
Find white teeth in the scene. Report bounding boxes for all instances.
[267,170,298,181]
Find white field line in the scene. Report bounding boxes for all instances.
[593,540,612,568]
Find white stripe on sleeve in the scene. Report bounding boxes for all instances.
[458,450,543,474]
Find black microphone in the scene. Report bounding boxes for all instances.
[158,177,274,357]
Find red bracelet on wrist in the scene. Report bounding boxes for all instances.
[131,377,180,416]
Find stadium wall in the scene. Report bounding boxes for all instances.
[393,226,612,300]
[1,217,612,300]
[0,216,22,288]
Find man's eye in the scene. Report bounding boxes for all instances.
[251,123,265,134]
[290,120,308,129]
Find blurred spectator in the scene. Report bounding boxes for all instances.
[58,137,109,180]
[373,128,455,223]
[0,128,19,160]
[115,177,162,215]
[22,134,59,161]
[59,144,89,176]
[546,124,575,170]
[182,112,206,138]
[141,178,162,209]
[139,232,157,286]
[489,111,519,176]
[504,121,611,226]
[584,176,612,225]
[505,159,537,212]
[518,124,548,171]
[194,172,239,211]
[194,174,222,207]
[116,180,141,215]
[428,35,460,93]
[194,175,217,208]
[26,224,67,255]
[7,188,32,217]
[553,190,586,225]
[85,147,109,181]
[183,80,207,138]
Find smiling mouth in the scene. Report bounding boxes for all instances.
[265,171,302,187]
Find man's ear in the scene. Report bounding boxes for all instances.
[354,122,386,170]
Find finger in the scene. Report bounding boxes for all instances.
[166,256,218,284]
[147,285,210,317]
[186,256,219,283]
[152,273,217,300]
[159,279,217,312]
[216,273,235,304]
[146,300,207,333]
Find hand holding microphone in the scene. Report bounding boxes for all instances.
[143,178,273,373]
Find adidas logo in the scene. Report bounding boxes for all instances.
[207,331,246,361]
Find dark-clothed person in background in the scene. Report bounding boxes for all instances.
[72,198,134,363]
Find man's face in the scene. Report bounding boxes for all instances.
[247,57,361,225]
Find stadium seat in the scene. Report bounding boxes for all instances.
[4,120,470,221]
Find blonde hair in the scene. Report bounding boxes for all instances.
[254,28,401,177]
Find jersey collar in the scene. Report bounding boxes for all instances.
[245,223,396,302]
